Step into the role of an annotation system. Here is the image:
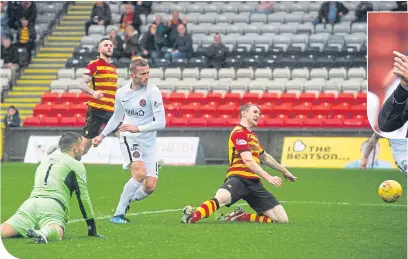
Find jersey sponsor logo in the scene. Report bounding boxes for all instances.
[140,99,146,107]
[125,109,145,117]
[236,139,247,145]
[133,151,141,158]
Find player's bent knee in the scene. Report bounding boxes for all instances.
[144,177,157,194]
[215,188,232,207]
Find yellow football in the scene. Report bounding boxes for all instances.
[378,180,403,203]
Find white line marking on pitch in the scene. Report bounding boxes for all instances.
[68,200,406,224]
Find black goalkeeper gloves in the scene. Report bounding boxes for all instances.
[86,218,107,238]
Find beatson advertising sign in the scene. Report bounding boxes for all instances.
[281,137,397,169]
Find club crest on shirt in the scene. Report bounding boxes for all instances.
[140,99,146,107]
[133,151,141,158]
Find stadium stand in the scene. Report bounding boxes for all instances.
[8,1,401,128]
[1,1,70,125]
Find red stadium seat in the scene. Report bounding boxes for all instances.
[343,118,363,128]
[41,92,59,104]
[350,103,367,116]
[336,93,355,104]
[304,115,324,127]
[217,102,238,116]
[224,92,242,103]
[259,102,274,115]
[285,115,304,127]
[243,92,261,104]
[262,92,279,103]
[169,92,186,103]
[59,117,78,127]
[330,102,351,115]
[318,92,336,103]
[206,92,223,103]
[322,118,343,128]
[311,102,331,115]
[264,114,287,127]
[33,104,52,117]
[70,103,88,117]
[187,92,205,104]
[161,91,169,103]
[23,117,41,126]
[273,102,292,114]
[208,117,227,127]
[60,92,78,104]
[77,92,91,104]
[76,115,86,126]
[180,102,200,114]
[51,103,72,117]
[298,93,316,103]
[201,114,214,120]
[355,92,367,104]
[41,117,60,127]
[292,102,312,115]
[280,93,297,103]
[170,117,188,127]
[189,117,207,127]
[199,102,218,114]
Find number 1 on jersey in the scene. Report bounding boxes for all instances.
[44,164,53,185]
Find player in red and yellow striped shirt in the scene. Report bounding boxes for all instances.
[78,37,119,156]
[182,104,297,224]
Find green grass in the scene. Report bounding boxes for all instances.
[1,163,407,259]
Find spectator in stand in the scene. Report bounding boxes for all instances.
[1,36,19,84]
[166,10,187,46]
[123,24,141,58]
[392,1,407,11]
[0,2,9,37]
[354,2,373,23]
[108,28,124,58]
[4,106,20,128]
[85,1,111,35]
[16,18,35,64]
[313,1,349,25]
[18,1,36,25]
[118,4,142,36]
[206,33,228,70]
[152,15,166,38]
[253,1,273,14]
[140,23,163,59]
[169,23,192,60]
[7,1,20,30]
[128,1,152,15]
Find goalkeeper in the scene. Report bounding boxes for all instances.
[0,132,104,243]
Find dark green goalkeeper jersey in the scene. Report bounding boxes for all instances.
[29,149,95,221]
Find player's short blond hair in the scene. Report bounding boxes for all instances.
[240,103,260,118]
[129,57,148,73]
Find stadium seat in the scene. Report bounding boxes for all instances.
[59,117,78,127]
[60,92,78,104]
[23,117,41,127]
[42,92,59,104]
[41,117,60,127]
[33,104,52,117]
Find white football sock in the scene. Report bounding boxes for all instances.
[132,185,149,201]
[114,178,141,216]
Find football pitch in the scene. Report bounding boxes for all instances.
[1,163,407,259]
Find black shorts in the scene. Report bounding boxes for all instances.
[219,176,280,214]
[82,107,119,139]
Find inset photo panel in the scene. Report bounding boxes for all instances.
[368,12,408,139]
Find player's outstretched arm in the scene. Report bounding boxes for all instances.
[73,164,103,237]
[240,151,282,187]
[360,132,381,170]
[138,86,166,133]
[259,152,297,182]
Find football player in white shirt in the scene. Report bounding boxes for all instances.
[92,58,166,223]
[360,132,407,174]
